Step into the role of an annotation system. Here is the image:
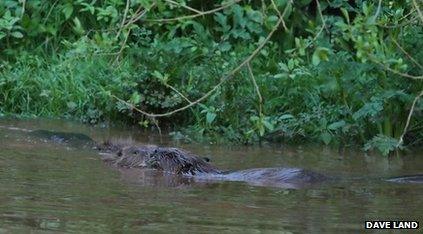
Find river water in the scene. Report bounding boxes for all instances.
[0,118,422,233]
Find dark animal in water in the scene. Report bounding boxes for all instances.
[29,129,95,148]
[96,140,423,187]
[15,128,423,187]
[97,140,219,173]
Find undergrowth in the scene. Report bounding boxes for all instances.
[0,0,422,155]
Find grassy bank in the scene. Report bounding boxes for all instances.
[0,0,422,155]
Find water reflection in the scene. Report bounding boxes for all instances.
[0,118,422,233]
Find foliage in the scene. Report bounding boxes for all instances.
[364,134,402,156]
[0,0,422,155]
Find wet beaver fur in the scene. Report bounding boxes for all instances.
[97,140,221,175]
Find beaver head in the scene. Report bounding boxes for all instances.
[146,147,221,176]
[97,140,158,168]
[111,145,158,168]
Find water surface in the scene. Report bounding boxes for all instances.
[0,118,422,233]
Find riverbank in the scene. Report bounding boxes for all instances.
[0,1,422,155]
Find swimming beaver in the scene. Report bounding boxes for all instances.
[96,140,423,187]
[95,141,332,187]
[97,140,220,173]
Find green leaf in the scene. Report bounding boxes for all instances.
[266,15,279,25]
[72,17,84,35]
[362,2,369,16]
[364,134,400,156]
[232,4,245,28]
[312,52,320,66]
[0,32,6,40]
[10,31,23,38]
[263,120,274,131]
[130,92,142,105]
[206,112,216,124]
[353,101,383,120]
[340,8,350,24]
[275,0,288,8]
[247,10,263,24]
[320,132,332,145]
[259,124,265,136]
[62,3,74,20]
[67,102,77,110]
[312,47,330,66]
[219,42,232,52]
[328,120,346,130]
[152,71,162,79]
[279,114,294,120]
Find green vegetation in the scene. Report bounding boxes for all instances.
[0,0,422,155]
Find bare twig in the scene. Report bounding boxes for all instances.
[43,0,59,25]
[314,0,327,36]
[111,94,151,117]
[377,7,418,28]
[111,6,288,117]
[412,0,423,23]
[112,95,163,135]
[392,38,423,69]
[370,57,423,80]
[372,0,382,22]
[165,0,202,14]
[111,3,156,65]
[397,90,423,147]
[145,0,242,23]
[299,0,326,50]
[270,0,288,31]
[378,17,419,28]
[113,28,131,65]
[394,1,423,145]
[247,62,263,115]
[151,118,162,136]
[20,0,26,18]
[164,83,193,104]
[123,4,154,27]
[123,5,144,25]
[115,0,131,40]
[400,8,417,21]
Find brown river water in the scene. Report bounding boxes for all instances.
[0,118,422,233]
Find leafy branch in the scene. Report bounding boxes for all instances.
[144,0,242,23]
[111,0,292,118]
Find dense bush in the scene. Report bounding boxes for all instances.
[0,0,422,155]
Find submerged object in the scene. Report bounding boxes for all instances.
[29,129,95,147]
[385,175,423,184]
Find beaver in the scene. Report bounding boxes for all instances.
[96,140,220,174]
[98,140,423,187]
[96,141,329,187]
